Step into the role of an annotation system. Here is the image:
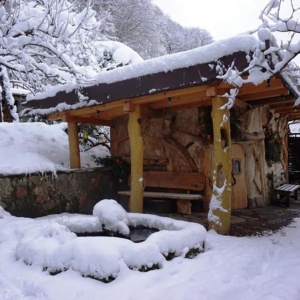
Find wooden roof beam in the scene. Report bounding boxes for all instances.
[220,76,285,93]
[152,99,213,112]
[132,85,211,106]
[234,98,251,109]
[79,106,126,120]
[65,115,114,126]
[238,77,285,95]
[274,106,300,114]
[288,114,300,121]
[279,110,300,121]
[48,85,214,119]
[48,112,67,121]
[239,88,290,101]
[249,96,295,107]
[269,100,295,109]
[149,91,210,110]
[47,84,256,121]
[47,110,116,125]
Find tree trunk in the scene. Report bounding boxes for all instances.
[208,97,232,235]
[0,66,18,122]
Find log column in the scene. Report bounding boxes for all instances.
[68,122,81,169]
[128,105,144,212]
[208,97,232,235]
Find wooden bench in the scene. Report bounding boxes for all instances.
[272,172,300,207]
[118,171,205,215]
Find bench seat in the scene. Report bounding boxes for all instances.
[118,171,205,215]
[118,191,203,200]
[273,172,300,207]
[274,184,300,194]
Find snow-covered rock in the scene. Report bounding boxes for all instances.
[93,199,130,236]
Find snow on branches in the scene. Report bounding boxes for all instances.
[0,0,100,92]
[218,0,300,106]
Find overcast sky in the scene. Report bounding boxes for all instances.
[152,0,300,65]
[152,0,270,40]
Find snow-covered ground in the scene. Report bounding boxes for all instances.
[0,122,109,175]
[0,205,300,300]
[1,121,300,299]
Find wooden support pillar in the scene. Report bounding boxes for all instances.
[208,97,232,235]
[128,105,144,212]
[68,122,81,169]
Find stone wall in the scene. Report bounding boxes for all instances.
[0,167,116,217]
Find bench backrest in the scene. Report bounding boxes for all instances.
[143,171,205,191]
[273,172,286,188]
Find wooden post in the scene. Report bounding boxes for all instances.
[68,122,81,169]
[128,105,144,212]
[208,97,232,235]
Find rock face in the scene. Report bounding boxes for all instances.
[111,106,289,209]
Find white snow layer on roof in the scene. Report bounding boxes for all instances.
[27,34,259,102]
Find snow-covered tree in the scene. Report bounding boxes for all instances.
[159,18,185,54]
[107,0,162,59]
[183,27,213,50]
[159,18,213,54]
[219,0,300,104]
[88,0,214,59]
[0,0,101,121]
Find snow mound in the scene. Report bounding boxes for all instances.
[129,213,206,257]
[0,206,5,218]
[0,206,10,218]
[93,199,130,236]
[0,122,109,175]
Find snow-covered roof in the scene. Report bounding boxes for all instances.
[23,34,300,118]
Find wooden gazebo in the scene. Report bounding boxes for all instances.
[23,35,300,234]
